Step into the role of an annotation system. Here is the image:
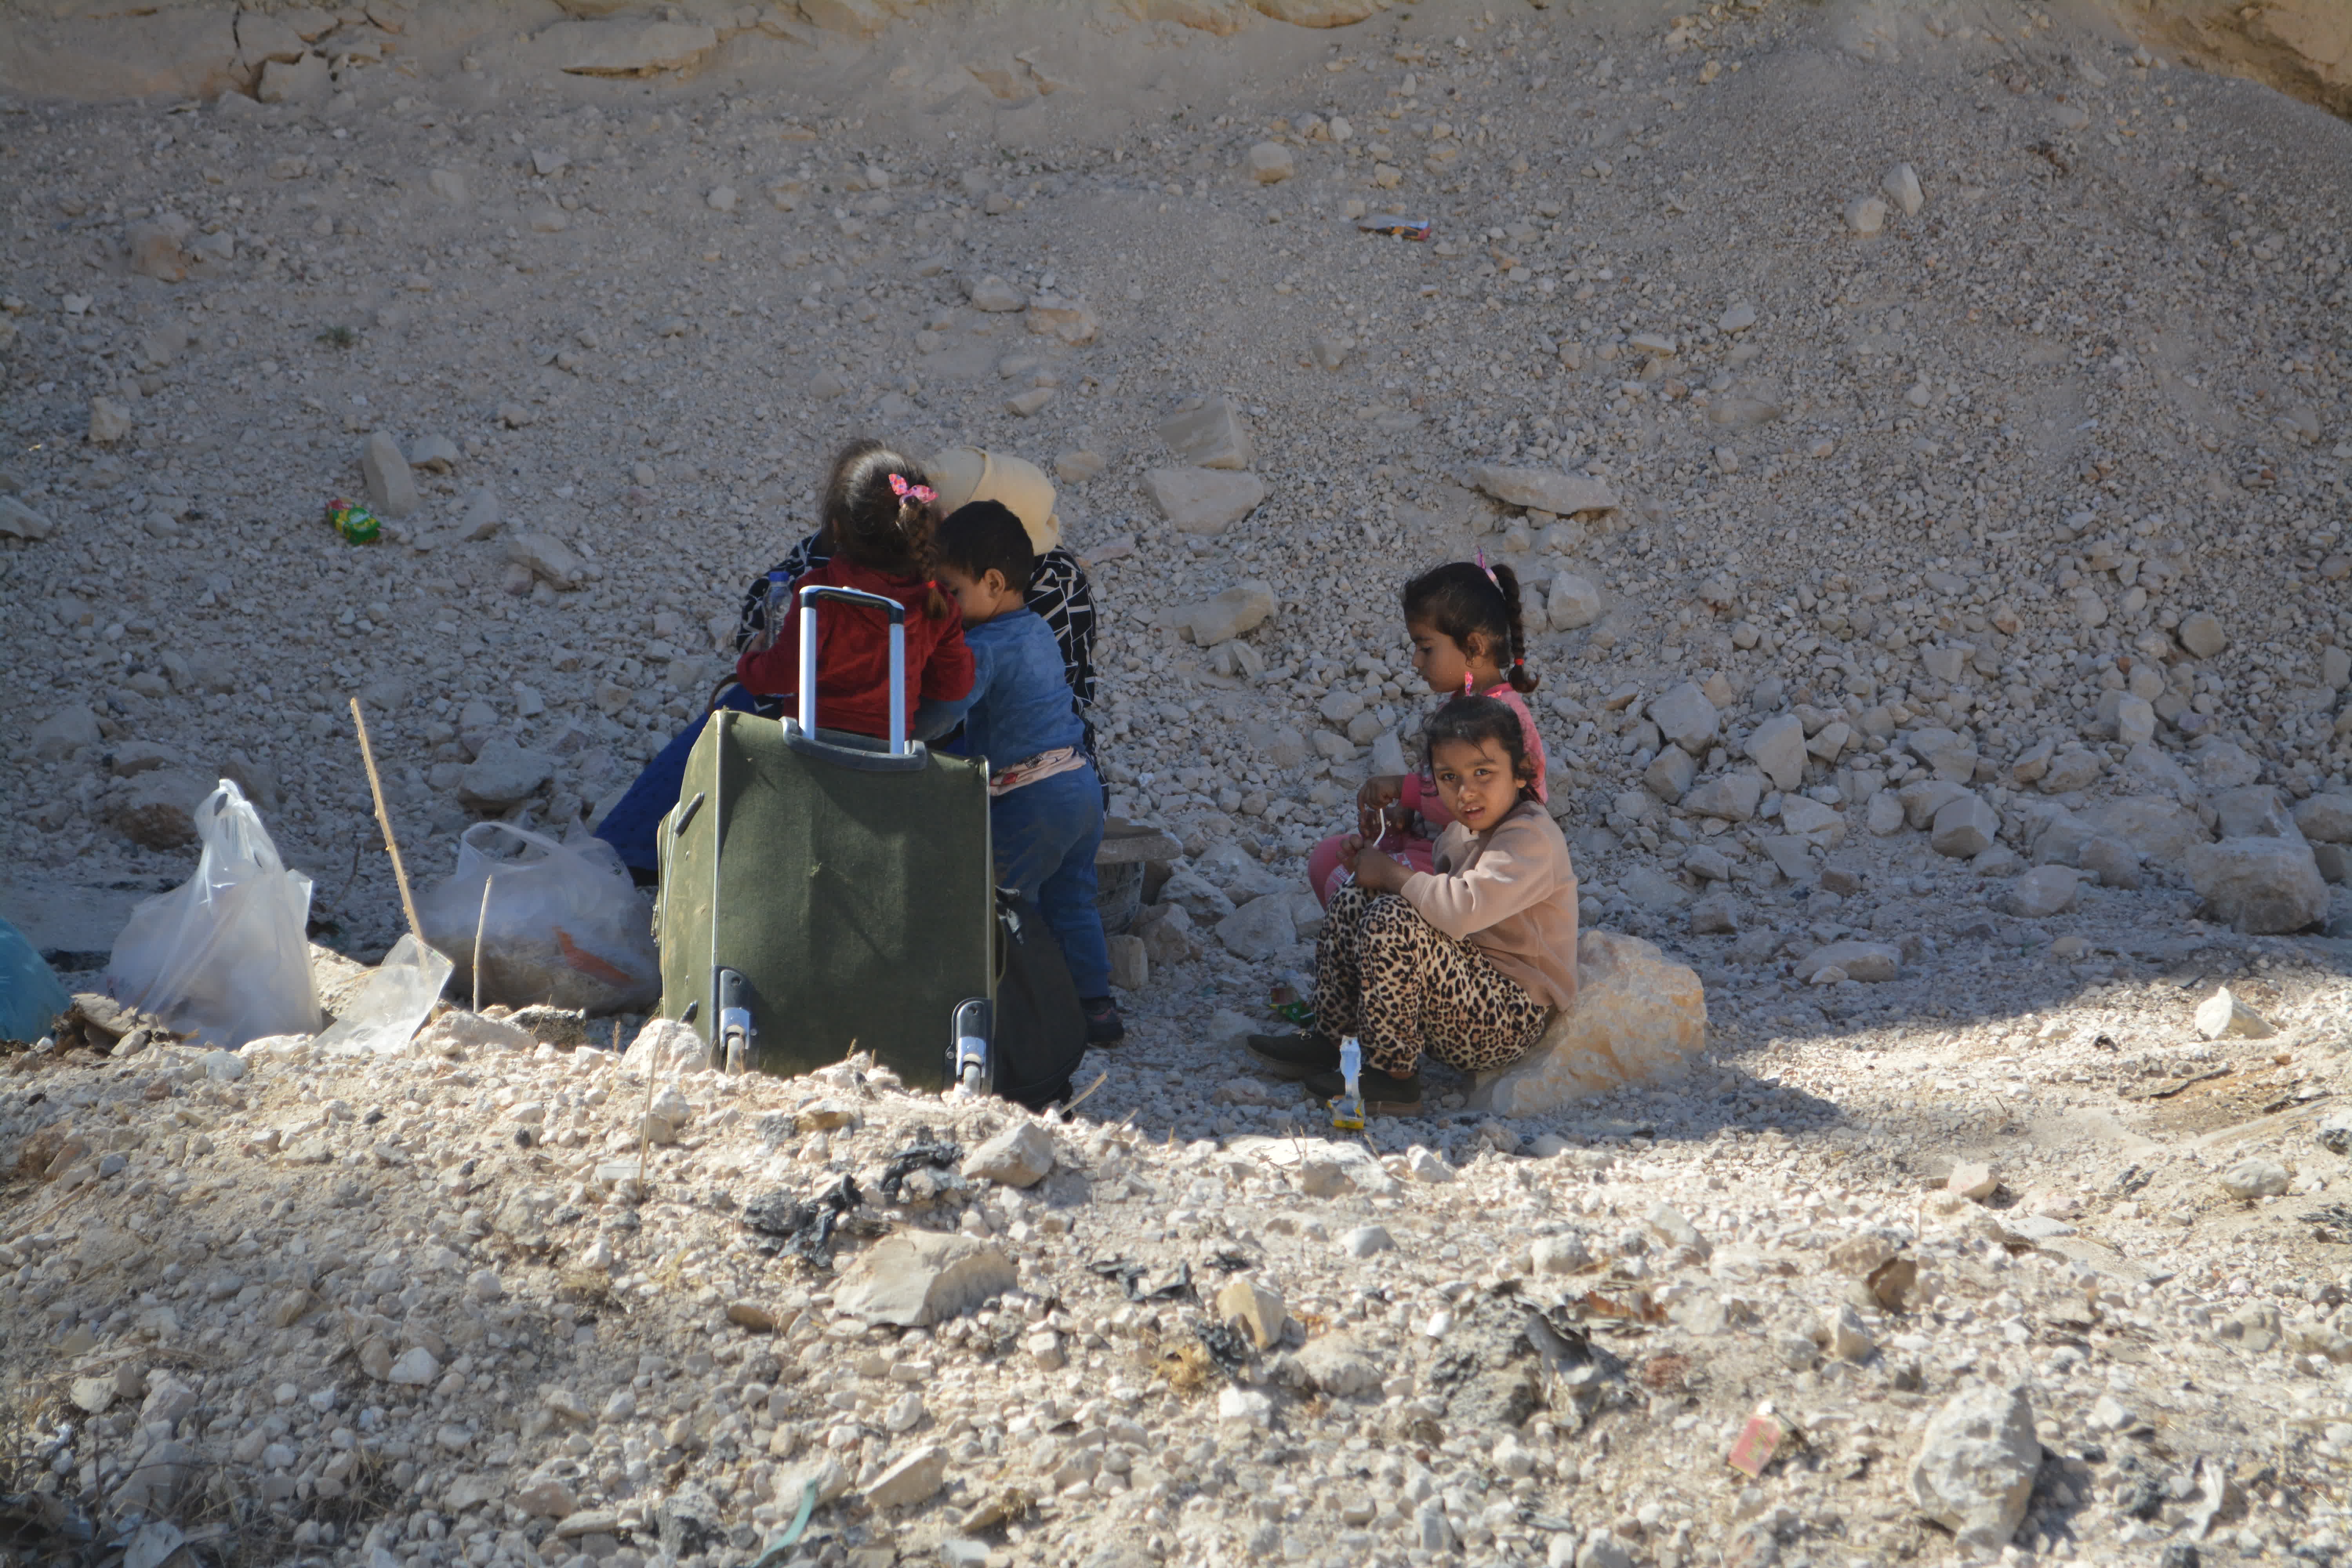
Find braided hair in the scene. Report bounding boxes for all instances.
[819,437,948,619]
[1401,560,1540,694]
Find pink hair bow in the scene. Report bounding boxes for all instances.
[889,473,937,506]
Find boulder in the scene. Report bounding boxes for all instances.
[1247,142,1296,183]
[1470,466,1617,517]
[2089,797,2212,867]
[361,431,419,519]
[1546,573,1602,631]
[1903,726,1979,783]
[864,1444,948,1510]
[506,532,588,590]
[457,737,555,810]
[1998,866,2078,918]
[961,1123,1055,1187]
[1174,581,1277,646]
[256,51,329,102]
[1648,682,1720,752]
[1145,467,1267,534]
[964,275,1025,312]
[2290,791,2352,844]
[1023,294,1098,345]
[1215,1276,1289,1348]
[33,706,103,762]
[109,769,212,849]
[1743,715,1807,791]
[2211,786,2298,841]
[1293,1330,1380,1396]
[2188,838,2328,933]
[1466,931,1707,1116]
[621,1017,711,1074]
[1907,1386,2040,1556]
[2193,987,2272,1041]
[834,1233,1015,1327]
[1216,894,1297,961]
[1156,399,1257,470]
[1793,940,1900,984]
[1683,769,1764,824]
[1931,793,1998,858]
[125,217,190,282]
[0,496,55,541]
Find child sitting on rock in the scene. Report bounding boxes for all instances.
[928,500,1123,1046]
[734,439,974,740]
[1250,695,1578,1117]
[1307,559,1550,907]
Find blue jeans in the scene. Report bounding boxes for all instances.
[991,764,1111,1000]
[593,687,768,876]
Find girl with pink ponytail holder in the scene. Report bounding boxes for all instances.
[1305,558,1550,907]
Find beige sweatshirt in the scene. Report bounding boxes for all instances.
[1399,800,1581,1011]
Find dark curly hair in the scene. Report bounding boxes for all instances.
[819,437,947,619]
[1401,560,1540,694]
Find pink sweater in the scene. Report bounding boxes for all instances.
[1400,685,1549,833]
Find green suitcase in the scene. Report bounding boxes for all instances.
[653,585,996,1093]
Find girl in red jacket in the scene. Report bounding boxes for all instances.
[737,440,975,739]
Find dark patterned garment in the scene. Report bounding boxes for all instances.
[730,535,1098,743]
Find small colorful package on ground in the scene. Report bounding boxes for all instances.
[1357,216,1432,241]
[325,496,380,544]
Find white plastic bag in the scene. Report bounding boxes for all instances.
[106,780,321,1048]
[417,822,660,1013]
[312,934,453,1057]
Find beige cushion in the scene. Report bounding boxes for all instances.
[926,447,1059,552]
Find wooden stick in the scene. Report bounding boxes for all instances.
[349,698,422,944]
[635,1036,658,1195]
[471,875,494,1014]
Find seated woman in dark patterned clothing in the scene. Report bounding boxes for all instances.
[593,446,1098,882]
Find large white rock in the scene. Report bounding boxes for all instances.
[1793,940,1900,984]
[622,1017,711,1074]
[1908,1385,2040,1556]
[1648,683,1720,751]
[834,1234,1014,1328]
[862,1445,947,1510]
[2188,838,2328,933]
[961,1123,1055,1187]
[361,430,419,519]
[1247,141,1296,184]
[1145,467,1267,534]
[1743,715,1807,791]
[1931,793,1999,858]
[1546,573,1603,631]
[1471,465,1617,517]
[1466,931,1707,1116]
[2291,791,2352,843]
[1216,894,1297,961]
[1156,398,1256,470]
[1174,581,1277,646]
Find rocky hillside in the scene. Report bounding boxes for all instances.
[2,0,2350,1566]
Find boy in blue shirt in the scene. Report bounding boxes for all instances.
[932,502,1123,1045]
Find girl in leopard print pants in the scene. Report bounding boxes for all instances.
[1253,694,1581,1114]
[1313,881,1555,1077]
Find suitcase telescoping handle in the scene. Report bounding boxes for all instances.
[791,584,909,758]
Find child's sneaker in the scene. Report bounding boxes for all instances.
[1080,996,1125,1046]
[1305,1063,1423,1118]
[1244,1032,1340,1079]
